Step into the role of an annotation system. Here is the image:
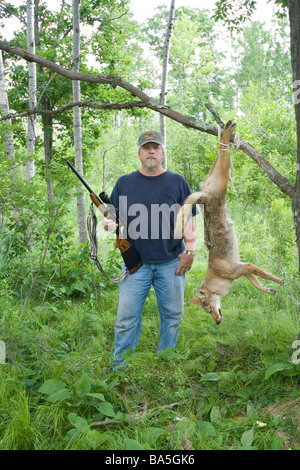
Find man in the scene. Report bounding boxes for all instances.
[102,130,197,370]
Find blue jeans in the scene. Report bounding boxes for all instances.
[112,257,185,370]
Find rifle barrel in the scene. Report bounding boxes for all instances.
[66,160,116,220]
[66,160,96,197]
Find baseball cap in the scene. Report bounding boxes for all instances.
[138,130,165,150]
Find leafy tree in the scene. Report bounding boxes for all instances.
[144,6,235,117]
[232,18,292,99]
[0,0,152,303]
[1,0,148,227]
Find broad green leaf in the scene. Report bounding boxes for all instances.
[96,402,115,417]
[141,427,169,444]
[269,436,284,450]
[38,379,66,395]
[65,428,79,442]
[68,412,89,431]
[264,363,294,380]
[246,401,255,417]
[210,406,222,423]
[46,388,71,403]
[70,280,86,292]
[76,372,91,397]
[125,439,144,450]
[241,428,254,447]
[85,392,105,401]
[93,380,108,391]
[197,421,216,438]
[159,349,185,360]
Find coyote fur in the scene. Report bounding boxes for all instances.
[175,120,283,324]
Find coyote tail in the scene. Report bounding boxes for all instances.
[174,191,203,240]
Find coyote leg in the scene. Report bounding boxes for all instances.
[205,121,236,194]
[243,273,277,295]
[230,262,284,286]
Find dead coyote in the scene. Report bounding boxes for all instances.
[175,121,283,324]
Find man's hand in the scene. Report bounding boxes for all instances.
[102,217,118,233]
[176,253,194,276]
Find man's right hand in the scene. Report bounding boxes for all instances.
[102,217,118,232]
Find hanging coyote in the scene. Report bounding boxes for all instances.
[174,121,284,324]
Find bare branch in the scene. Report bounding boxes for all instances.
[88,9,129,26]
[205,103,225,127]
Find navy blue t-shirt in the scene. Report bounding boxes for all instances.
[109,170,196,264]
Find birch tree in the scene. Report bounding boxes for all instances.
[160,0,175,169]
[0,50,15,162]
[26,0,36,181]
[72,0,88,243]
[0,49,14,231]
[0,50,20,226]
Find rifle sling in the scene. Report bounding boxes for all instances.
[87,203,129,283]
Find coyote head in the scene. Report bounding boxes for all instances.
[189,289,223,324]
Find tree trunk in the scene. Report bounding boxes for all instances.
[34,0,56,214]
[72,0,88,243]
[160,0,176,169]
[26,0,36,181]
[289,0,300,287]
[0,50,20,224]
[42,101,56,211]
[0,51,15,162]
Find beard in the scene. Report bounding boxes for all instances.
[144,157,158,170]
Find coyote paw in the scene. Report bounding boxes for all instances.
[268,288,276,295]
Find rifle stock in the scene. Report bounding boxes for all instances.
[89,192,108,217]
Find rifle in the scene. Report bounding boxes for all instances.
[66,160,143,282]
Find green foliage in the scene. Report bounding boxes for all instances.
[0,0,299,452]
[213,0,289,32]
[143,6,235,116]
[213,0,257,32]
[231,19,292,97]
[0,202,299,450]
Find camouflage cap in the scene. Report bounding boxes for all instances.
[138,130,164,149]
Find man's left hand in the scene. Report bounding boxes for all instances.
[176,253,194,276]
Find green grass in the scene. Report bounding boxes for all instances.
[0,201,300,450]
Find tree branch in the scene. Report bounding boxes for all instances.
[0,40,295,199]
[0,100,147,121]
[0,40,217,133]
[0,1,27,26]
[205,103,225,127]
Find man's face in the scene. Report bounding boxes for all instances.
[138,142,165,170]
